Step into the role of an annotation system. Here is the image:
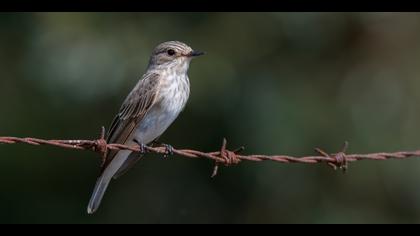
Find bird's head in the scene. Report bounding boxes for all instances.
[148,41,204,72]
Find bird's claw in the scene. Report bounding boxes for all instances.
[163,144,174,158]
[134,139,147,154]
[139,143,147,154]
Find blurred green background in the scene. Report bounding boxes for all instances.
[1,12,420,223]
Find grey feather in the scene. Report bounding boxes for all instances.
[112,153,143,180]
[87,73,160,214]
[87,150,132,214]
[87,174,111,214]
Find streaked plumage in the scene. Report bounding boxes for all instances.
[87,41,204,214]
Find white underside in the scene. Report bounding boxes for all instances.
[133,103,182,144]
[133,73,190,144]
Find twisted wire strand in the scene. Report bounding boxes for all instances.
[1,128,419,176]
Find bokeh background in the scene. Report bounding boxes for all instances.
[1,12,420,223]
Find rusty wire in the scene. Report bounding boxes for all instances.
[1,127,420,177]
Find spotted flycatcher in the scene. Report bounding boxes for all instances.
[87,41,204,214]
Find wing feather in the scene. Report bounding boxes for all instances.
[101,72,161,173]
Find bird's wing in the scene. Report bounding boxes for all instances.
[100,72,161,173]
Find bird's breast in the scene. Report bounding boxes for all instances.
[134,74,190,144]
[159,74,190,112]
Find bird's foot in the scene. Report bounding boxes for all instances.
[162,144,174,158]
[140,143,147,154]
[134,139,147,154]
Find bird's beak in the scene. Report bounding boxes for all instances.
[188,50,205,57]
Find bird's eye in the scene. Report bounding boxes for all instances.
[167,49,176,56]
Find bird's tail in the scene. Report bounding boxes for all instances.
[87,149,132,214]
[87,174,111,214]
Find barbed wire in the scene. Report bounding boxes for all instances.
[1,127,420,177]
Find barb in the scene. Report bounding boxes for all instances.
[1,128,420,177]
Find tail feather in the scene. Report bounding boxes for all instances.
[87,175,111,214]
[87,150,132,214]
[113,153,143,180]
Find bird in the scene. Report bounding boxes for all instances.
[87,41,204,214]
